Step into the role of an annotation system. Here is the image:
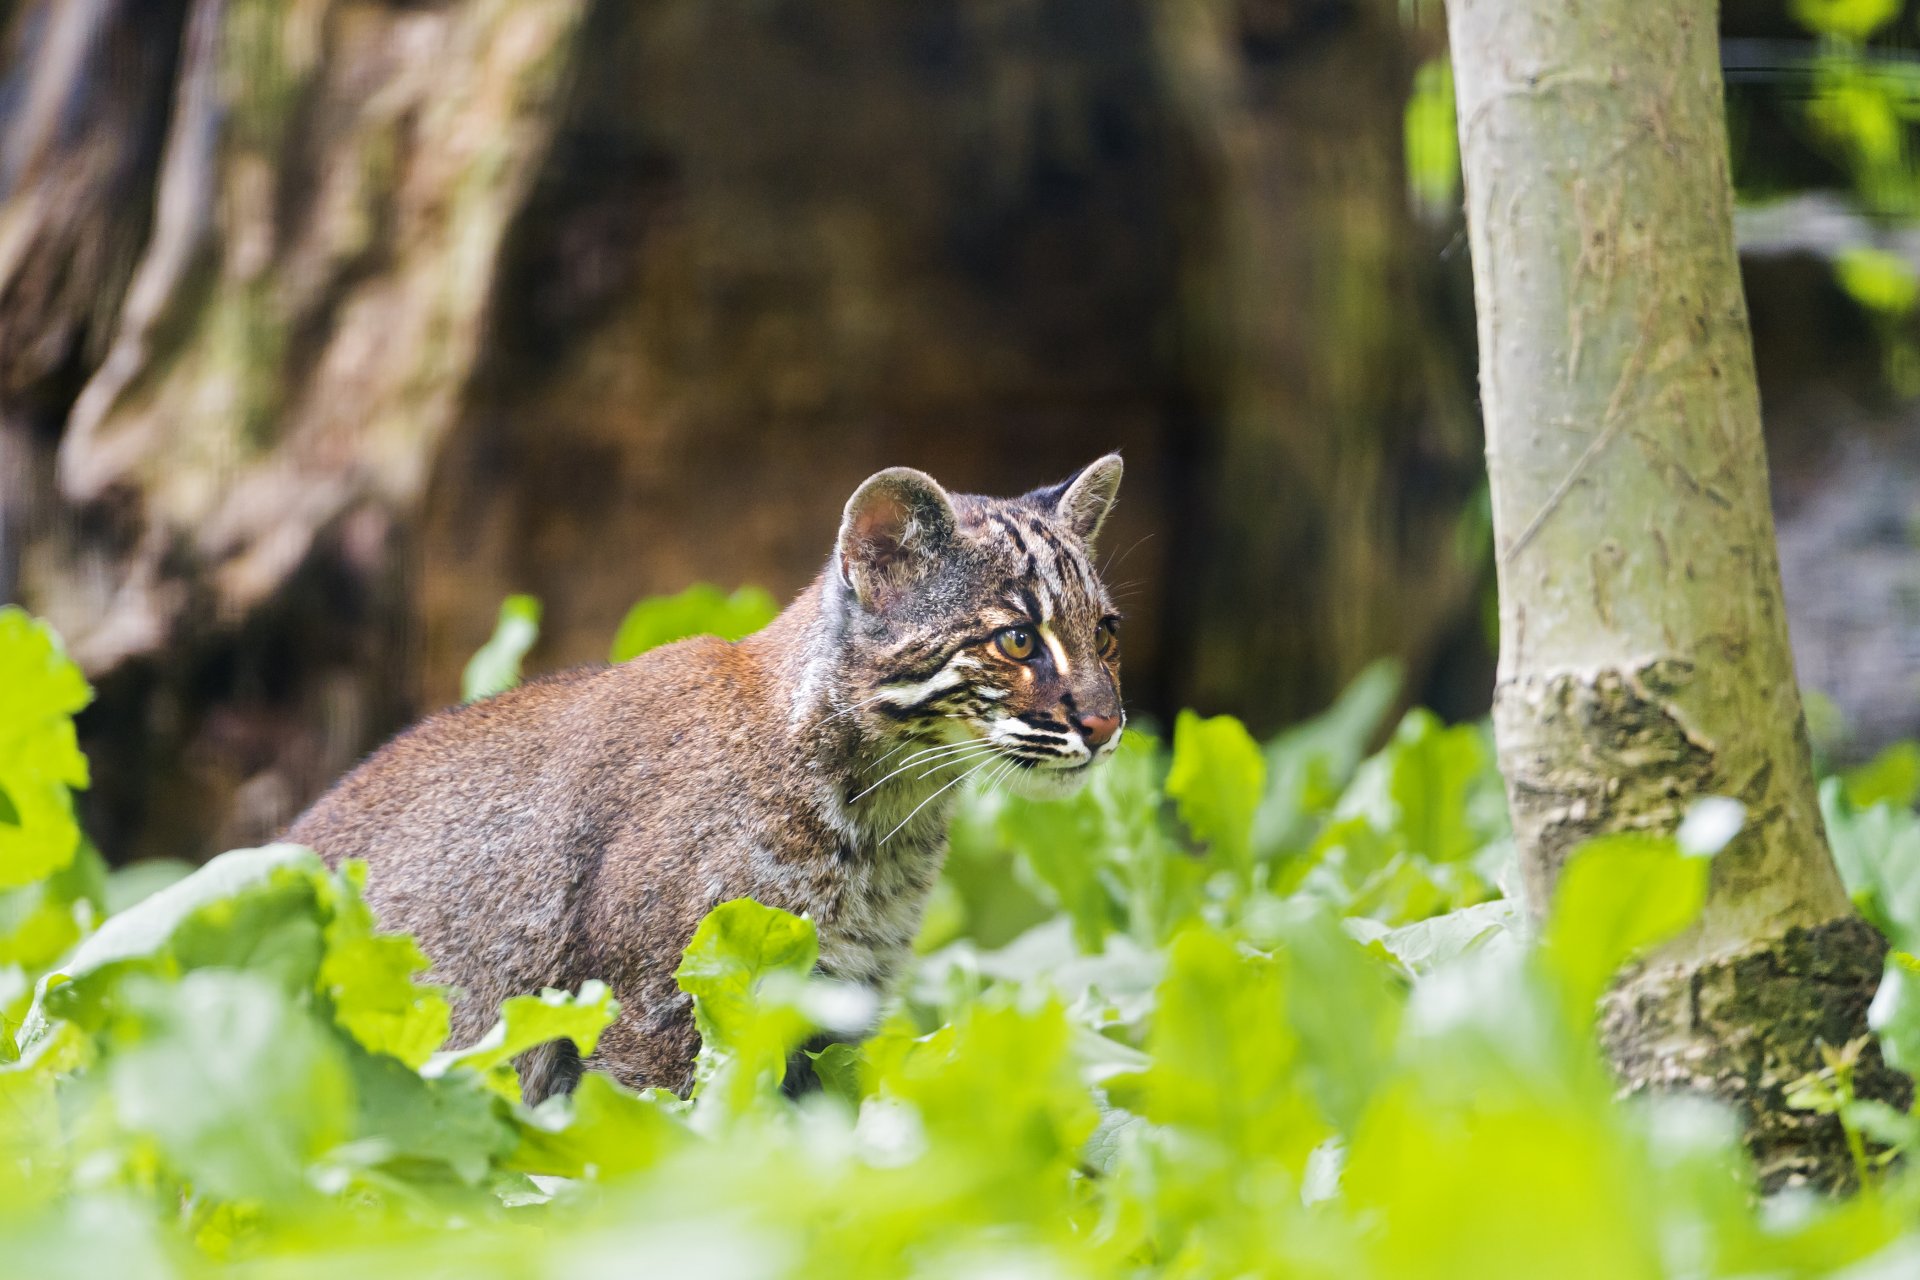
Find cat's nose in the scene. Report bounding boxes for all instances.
[1074,711,1121,748]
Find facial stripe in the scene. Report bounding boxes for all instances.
[877,630,996,686]
[1038,623,1071,677]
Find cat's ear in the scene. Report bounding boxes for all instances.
[1033,453,1123,544]
[836,467,959,608]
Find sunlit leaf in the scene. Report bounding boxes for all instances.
[1543,833,1710,1021]
[1166,711,1265,878]
[1844,741,1920,811]
[462,594,542,702]
[610,584,778,663]
[317,862,451,1069]
[424,981,618,1100]
[0,609,91,891]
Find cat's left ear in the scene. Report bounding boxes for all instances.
[1032,453,1123,544]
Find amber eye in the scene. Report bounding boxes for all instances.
[995,626,1038,662]
[1095,618,1120,660]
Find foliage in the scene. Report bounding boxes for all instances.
[462,594,543,703]
[610,583,780,663]
[1403,57,1460,222]
[7,602,1920,1276]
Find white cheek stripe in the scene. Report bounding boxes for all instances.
[1038,624,1071,677]
[878,668,963,707]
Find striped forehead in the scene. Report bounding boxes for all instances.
[980,507,1106,621]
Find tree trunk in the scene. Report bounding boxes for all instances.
[1448,0,1904,1191]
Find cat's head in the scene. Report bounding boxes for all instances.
[829,454,1126,799]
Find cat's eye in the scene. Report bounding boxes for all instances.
[995,626,1038,662]
[1096,618,1120,660]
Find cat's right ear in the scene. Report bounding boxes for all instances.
[836,467,958,609]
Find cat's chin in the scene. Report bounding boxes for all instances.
[1002,758,1102,801]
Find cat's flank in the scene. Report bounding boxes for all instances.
[287,457,1126,1098]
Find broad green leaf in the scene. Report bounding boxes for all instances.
[872,998,1098,1215]
[1138,927,1326,1173]
[675,899,819,1105]
[1362,897,1522,976]
[1843,741,1920,811]
[1543,833,1710,1021]
[1792,0,1902,44]
[610,584,778,663]
[1255,658,1400,857]
[0,609,92,891]
[1383,709,1490,865]
[1165,711,1265,878]
[424,981,617,1100]
[0,1022,84,1212]
[22,845,323,1046]
[1869,950,1920,1078]
[317,862,451,1069]
[509,1072,687,1179]
[1265,908,1403,1133]
[341,1043,516,1185]
[107,971,353,1205]
[993,788,1113,952]
[462,594,542,702]
[1822,777,1920,952]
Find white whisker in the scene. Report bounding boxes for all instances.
[879,752,1005,846]
[850,740,996,803]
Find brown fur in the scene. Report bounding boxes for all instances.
[287,458,1126,1098]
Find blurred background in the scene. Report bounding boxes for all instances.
[2,0,1918,868]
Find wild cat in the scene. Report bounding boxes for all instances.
[287,456,1126,1097]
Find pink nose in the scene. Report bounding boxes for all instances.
[1075,712,1121,748]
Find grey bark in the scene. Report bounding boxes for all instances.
[1448,0,1903,1190]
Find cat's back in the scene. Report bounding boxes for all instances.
[285,634,766,1034]
[288,633,759,864]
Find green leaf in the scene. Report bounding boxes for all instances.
[341,1044,516,1186]
[1543,833,1710,1021]
[424,981,618,1100]
[317,862,451,1069]
[1266,908,1403,1133]
[1843,741,1920,811]
[1383,709,1491,864]
[1869,950,1920,1078]
[1792,0,1902,43]
[1255,658,1401,856]
[107,971,353,1205]
[870,998,1098,1212]
[22,845,324,1045]
[1404,57,1460,218]
[675,899,819,1105]
[0,609,92,891]
[610,584,778,663]
[509,1071,687,1179]
[462,594,542,703]
[1139,926,1326,1172]
[1822,777,1920,952]
[993,788,1113,952]
[1362,897,1523,976]
[1166,711,1265,878]
[0,1023,84,1212]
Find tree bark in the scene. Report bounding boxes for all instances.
[1448,0,1903,1190]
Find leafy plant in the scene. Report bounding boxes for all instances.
[6,600,1920,1277]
